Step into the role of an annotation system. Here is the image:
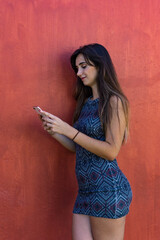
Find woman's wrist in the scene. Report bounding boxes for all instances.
[72,130,79,141]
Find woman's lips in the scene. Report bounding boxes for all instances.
[81,77,86,80]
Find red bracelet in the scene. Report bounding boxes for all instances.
[72,131,79,141]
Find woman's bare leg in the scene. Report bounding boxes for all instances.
[72,213,93,240]
[90,215,126,240]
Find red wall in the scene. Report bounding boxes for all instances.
[0,0,160,239]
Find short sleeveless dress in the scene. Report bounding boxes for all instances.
[72,96,132,219]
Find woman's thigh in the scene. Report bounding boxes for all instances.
[72,213,93,240]
[90,215,126,240]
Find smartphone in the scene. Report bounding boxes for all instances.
[33,106,46,116]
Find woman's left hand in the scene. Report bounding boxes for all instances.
[41,110,70,136]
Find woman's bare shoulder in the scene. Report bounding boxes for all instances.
[109,95,123,109]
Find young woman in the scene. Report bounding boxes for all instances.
[38,43,132,240]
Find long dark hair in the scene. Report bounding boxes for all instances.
[70,43,130,144]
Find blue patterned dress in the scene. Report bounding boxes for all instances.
[72,95,132,219]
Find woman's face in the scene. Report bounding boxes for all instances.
[75,53,98,87]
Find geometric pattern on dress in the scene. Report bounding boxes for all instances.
[73,186,132,218]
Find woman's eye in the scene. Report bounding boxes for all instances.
[75,65,87,72]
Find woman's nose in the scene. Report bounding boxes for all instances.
[77,68,82,77]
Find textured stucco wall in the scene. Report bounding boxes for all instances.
[0,0,159,239]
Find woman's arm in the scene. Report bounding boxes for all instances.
[42,96,126,160]
[51,132,76,153]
